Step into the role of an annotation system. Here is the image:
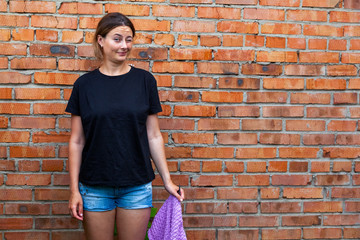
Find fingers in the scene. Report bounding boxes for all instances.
[69,201,83,221]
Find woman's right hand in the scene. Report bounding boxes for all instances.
[69,191,83,221]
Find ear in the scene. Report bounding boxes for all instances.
[97,35,104,47]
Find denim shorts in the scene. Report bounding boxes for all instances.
[78,182,153,211]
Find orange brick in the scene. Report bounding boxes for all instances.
[198,7,241,19]
[79,17,101,29]
[200,35,221,47]
[304,24,343,37]
[11,117,55,129]
[59,2,102,14]
[61,31,83,43]
[0,131,29,143]
[0,103,30,114]
[10,146,55,158]
[266,37,286,48]
[263,106,304,117]
[33,103,67,115]
[12,29,34,41]
[30,44,74,57]
[308,38,327,50]
[198,62,239,75]
[0,15,29,27]
[31,16,77,29]
[247,162,267,172]
[263,78,303,89]
[303,0,342,7]
[330,11,360,23]
[193,147,234,158]
[153,62,194,73]
[159,90,199,102]
[303,134,335,145]
[328,120,357,132]
[247,92,287,103]
[218,106,260,117]
[287,37,306,49]
[0,29,10,41]
[105,4,150,16]
[242,119,282,131]
[159,119,194,130]
[217,133,257,145]
[236,148,277,159]
[285,65,325,76]
[173,105,215,117]
[180,161,200,172]
[202,91,242,103]
[279,148,319,158]
[261,23,301,35]
[10,1,56,13]
[262,229,301,240]
[34,72,79,85]
[154,34,174,46]
[170,49,212,60]
[202,161,222,172]
[214,49,254,61]
[268,161,288,172]
[174,76,216,88]
[219,77,260,89]
[198,119,239,130]
[290,162,308,172]
[287,10,327,22]
[58,59,100,71]
[0,88,12,99]
[11,58,56,70]
[173,133,214,144]
[174,20,215,33]
[0,218,33,230]
[0,43,27,55]
[33,131,70,143]
[6,174,51,186]
[283,216,321,226]
[245,35,264,47]
[242,64,282,75]
[191,175,233,186]
[244,8,285,20]
[260,0,300,6]
[36,29,58,42]
[224,161,244,173]
[307,79,346,90]
[15,88,60,100]
[283,188,323,199]
[153,5,195,17]
[260,133,300,145]
[177,34,198,46]
[336,134,360,145]
[328,65,358,76]
[18,160,40,172]
[216,0,257,4]
[307,107,346,118]
[350,39,360,50]
[290,93,331,104]
[300,52,339,63]
[261,202,301,213]
[304,228,341,239]
[218,21,258,34]
[342,53,360,64]
[329,39,347,50]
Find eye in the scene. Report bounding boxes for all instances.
[126,38,133,43]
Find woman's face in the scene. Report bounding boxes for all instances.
[98,26,134,63]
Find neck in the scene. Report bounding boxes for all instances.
[99,60,131,76]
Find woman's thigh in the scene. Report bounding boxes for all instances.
[83,210,116,240]
[116,207,151,240]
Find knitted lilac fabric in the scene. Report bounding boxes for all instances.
[148,195,187,240]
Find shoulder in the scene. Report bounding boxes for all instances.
[130,66,155,80]
[73,69,99,87]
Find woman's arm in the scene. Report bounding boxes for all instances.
[68,114,85,220]
[146,114,184,201]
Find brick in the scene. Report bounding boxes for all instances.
[183,216,213,228]
[219,77,260,89]
[202,92,242,103]
[287,37,306,49]
[216,0,257,4]
[15,88,60,100]
[329,39,347,50]
[279,148,319,158]
[218,106,260,117]
[243,35,264,47]
[242,119,282,131]
[307,79,347,90]
[5,203,50,215]
[239,216,278,227]
[183,188,214,200]
[58,59,100,71]
[342,53,360,64]
[174,76,216,88]
[0,57,8,68]
[11,57,56,70]
[159,119,194,130]
[218,21,258,34]
[165,147,191,158]
[304,24,343,37]
[236,148,277,159]
[31,16,77,29]
[247,161,267,172]
[10,0,56,13]
[0,189,32,200]
[218,230,259,240]
[0,15,29,27]
[237,175,270,186]
[303,134,335,145]
[59,2,102,14]
[258,51,297,62]
[0,131,29,143]
[11,117,55,129]
[0,43,27,55]
[191,175,233,186]
[4,232,49,240]
[52,203,69,215]
[42,160,64,172]
[170,49,211,60]
[303,0,341,7]
[336,134,360,145]
[33,131,70,143]
[260,0,300,6]
[198,62,239,75]
[154,34,174,46]
[272,175,311,185]
[213,216,237,227]
[332,188,360,198]
[266,37,286,48]
[174,105,215,117]
[214,49,254,61]
[10,146,55,158]
[0,218,33,230]
[12,29,34,41]
[307,107,346,118]
[0,116,8,128]
[344,0,360,9]
[172,133,213,144]
[34,72,78,85]
[153,62,194,73]
[290,93,331,104]
[18,160,40,172]
[224,161,244,173]
[300,52,339,63]
[217,188,258,199]
[261,23,301,35]
[345,202,360,212]
[218,133,257,145]
[61,31,83,43]
[52,231,86,240]
[315,174,350,185]
[78,17,100,29]
[0,88,12,99]
[193,147,234,158]
[283,188,323,199]
[285,65,325,76]
[330,11,360,23]
[244,8,285,20]
[304,201,342,213]
[303,228,342,239]
[333,161,352,172]
[105,4,149,16]
[34,103,66,115]
[174,20,215,33]
[35,189,69,201]
[260,133,300,145]
[155,75,172,87]
[262,229,301,240]
[287,10,327,21]
[0,103,30,114]
[242,64,282,75]
[268,161,288,172]
[0,29,10,41]
[349,79,360,89]
[261,188,280,199]
[0,0,6,11]
[262,106,304,117]
[200,35,221,47]
[328,65,358,76]
[308,39,327,50]
[53,174,70,186]
[180,161,200,172]
[283,216,321,226]
[229,202,258,213]
[36,29,58,42]
[198,7,241,19]
[261,202,301,213]
[186,202,227,214]
[130,47,167,60]
[247,92,287,103]
[344,228,360,239]
[328,120,357,132]
[178,34,198,46]
[153,5,194,17]
[324,147,360,159]
[35,217,78,229]
[325,214,360,225]
[0,160,15,171]
[160,91,199,103]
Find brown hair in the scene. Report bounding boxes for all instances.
[93,12,136,60]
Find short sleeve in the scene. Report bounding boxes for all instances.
[149,75,162,115]
[65,81,81,116]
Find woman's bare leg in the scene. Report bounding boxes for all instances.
[83,210,116,240]
[116,208,151,240]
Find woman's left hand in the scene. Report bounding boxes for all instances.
[164,180,185,202]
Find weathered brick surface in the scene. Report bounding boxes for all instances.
[0,1,359,239]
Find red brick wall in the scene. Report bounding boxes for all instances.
[1,0,360,239]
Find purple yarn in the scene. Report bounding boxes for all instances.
[148,195,187,240]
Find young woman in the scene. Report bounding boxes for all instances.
[66,12,184,240]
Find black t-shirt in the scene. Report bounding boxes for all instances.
[65,66,162,187]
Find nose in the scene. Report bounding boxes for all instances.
[120,39,127,48]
